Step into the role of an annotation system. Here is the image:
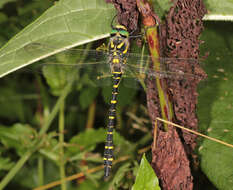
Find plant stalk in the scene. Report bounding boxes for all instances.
[38,156,44,186]
[0,77,73,189]
[59,101,66,190]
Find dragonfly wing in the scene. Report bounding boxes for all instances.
[118,64,147,90]
[20,43,113,88]
[161,57,206,81]
[120,55,206,91]
[22,43,205,90]
[23,42,108,63]
[24,62,113,88]
[126,54,203,81]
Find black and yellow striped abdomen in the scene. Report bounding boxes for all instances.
[103,25,130,178]
[103,72,122,177]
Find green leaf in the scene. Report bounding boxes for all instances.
[153,0,173,19]
[112,162,131,188]
[132,154,160,190]
[17,1,52,16]
[101,85,111,104]
[38,133,60,163]
[154,0,233,22]
[203,0,233,21]
[42,62,76,96]
[78,180,99,190]
[13,164,38,188]
[68,128,106,154]
[0,0,115,78]
[0,123,35,155]
[113,132,134,157]
[118,83,137,107]
[101,83,137,108]
[78,180,109,190]
[0,86,26,121]
[0,157,14,171]
[14,160,60,188]
[0,0,16,9]
[79,87,99,109]
[0,13,7,24]
[198,22,233,190]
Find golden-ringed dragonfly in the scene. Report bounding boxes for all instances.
[20,25,206,178]
[103,24,130,177]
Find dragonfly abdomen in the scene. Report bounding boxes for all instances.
[104,72,122,177]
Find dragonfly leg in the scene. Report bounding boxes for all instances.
[97,73,112,80]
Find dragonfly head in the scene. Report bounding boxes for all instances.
[110,25,129,38]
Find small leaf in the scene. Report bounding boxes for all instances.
[101,85,112,104]
[203,0,233,21]
[79,87,99,109]
[42,64,74,96]
[101,82,137,107]
[113,132,134,157]
[0,87,25,121]
[118,83,137,107]
[132,154,160,190]
[68,128,106,154]
[0,13,7,24]
[0,123,35,155]
[0,0,16,9]
[39,136,60,163]
[112,162,131,187]
[0,157,14,171]
[152,0,173,19]
[14,161,59,188]
[78,180,109,190]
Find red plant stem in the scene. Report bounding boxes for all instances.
[137,0,173,130]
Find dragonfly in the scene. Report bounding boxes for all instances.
[20,26,206,178]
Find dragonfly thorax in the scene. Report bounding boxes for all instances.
[108,25,130,74]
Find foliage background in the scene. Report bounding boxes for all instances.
[0,0,232,190]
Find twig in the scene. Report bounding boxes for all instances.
[33,156,129,190]
[156,117,233,148]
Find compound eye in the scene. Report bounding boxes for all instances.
[110,29,117,37]
[119,30,129,38]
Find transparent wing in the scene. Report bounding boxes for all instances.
[21,62,114,90]
[22,42,113,88]
[23,42,109,63]
[21,42,205,91]
[118,54,205,90]
[125,53,203,80]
